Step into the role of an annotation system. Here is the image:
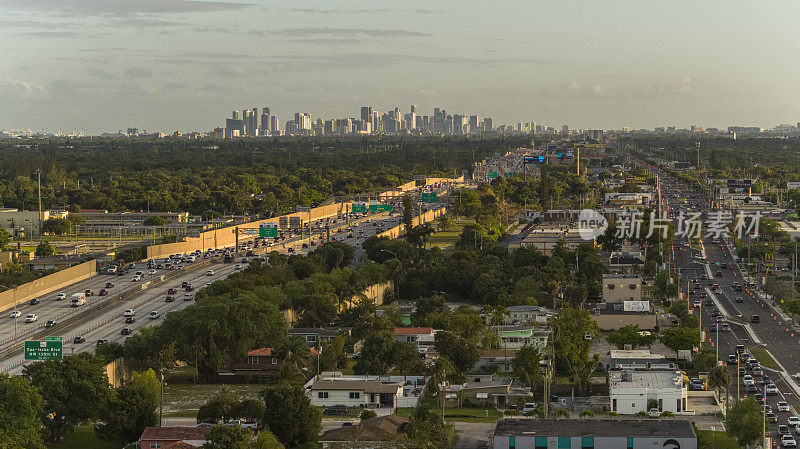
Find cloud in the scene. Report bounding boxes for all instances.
[0,18,80,28]
[415,9,448,14]
[209,66,249,77]
[17,31,88,38]
[3,0,255,17]
[87,68,116,80]
[164,82,189,90]
[124,67,153,78]
[275,28,431,38]
[113,17,186,27]
[0,78,49,99]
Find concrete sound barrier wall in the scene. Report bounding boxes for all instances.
[0,260,97,313]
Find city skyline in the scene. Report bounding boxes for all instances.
[2,0,800,133]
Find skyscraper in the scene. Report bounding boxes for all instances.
[260,108,270,135]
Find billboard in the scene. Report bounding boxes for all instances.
[727,179,752,189]
[623,301,651,312]
[523,156,537,164]
[288,216,302,229]
[278,216,288,229]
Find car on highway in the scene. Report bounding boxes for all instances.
[788,416,800,427]
[767,383,779,395]
[56,292,67,300]
[752,366,763,376]
[693,300,701,307]
[782,435,797,448]
[779,401,790,412]
[45,319,56,327]
[743,374,755,386]
[735,296,743,303]
[751,315,760,323]
[728,354,737,364]
[234,264,241,270]
[99,289,108,296]
[183,294,193,301]
[207,269,214,276]
[97,339,109,346]
[125,316,136,324]
[761,375,772,385]
[24,313,38,323]
[121,328,133,335]
[10,310,21,318]
[124,309,135,317]
[165,295,175,302]
[105,282,114,289]
[746,383,757,393]
[168,288,177,295]
[149,311,160,319]
[73,336,86,344]
[148,269,157,275]
[29,298,40,305]
[131,275,142,282]
[767,411,779,423]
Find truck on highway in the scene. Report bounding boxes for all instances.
[70,293,86,307]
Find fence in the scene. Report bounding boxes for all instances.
[0,260,96,314]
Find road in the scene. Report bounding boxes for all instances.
[654,161,800,441]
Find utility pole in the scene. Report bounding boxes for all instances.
[37,168,42,228]
[159,370,164,426]
[696,142,701,169]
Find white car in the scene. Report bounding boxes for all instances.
[131,275,142,282]
[24,314,38,323]
[779,402,791,412]
[521,402,536,415]
[742,375,755,386]
[234,264,241,270]
[148,269,157,275]
[56,292,67,300]
[693,300,701,307]
[782,435,797,448]
[766,383,779,395]
[788,416,800,427]
[206,270,214,276]
[148,311,160,319]
[10,310,21,318]
[123,309,135,317]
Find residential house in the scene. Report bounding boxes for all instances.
[608,251,645,270]
[289,327,351,347]
[228,347,281,378]
[138,426,212,449]
[306,377,404,409]
[503,305,552,325]
[490,325,549,349]
[319,415,408,449]
[474,349,517,373]
[393,327,436,351]
[444,376,531,409]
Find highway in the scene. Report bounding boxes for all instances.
[654,162,800,440]
[0,192,452,374]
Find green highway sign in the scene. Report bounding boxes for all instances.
[487,171,498,179]
[351,202,367,213]
[25,338,63,361]
[421,192,438,203]
[369,203,393,212]
[259,224,278,238]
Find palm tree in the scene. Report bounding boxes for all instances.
[708,364,732,413]
[428,357,457,421]
[554,409,570,419]
[579,410,595,419]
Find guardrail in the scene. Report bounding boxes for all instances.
[0,260,211,368]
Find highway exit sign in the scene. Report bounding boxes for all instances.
[487,171,498,179]
[421,192,438,203]
[25,337,63,361]
[369,203,393,212]
[259,224,278,238]
[351,202,367,213]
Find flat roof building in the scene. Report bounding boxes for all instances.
[493,419,697,449]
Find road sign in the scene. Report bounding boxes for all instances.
[241,228,258,235]
[259,223,278,238]
[487,171,498,179]
[368,203,393,212]
[278,216,288,229]
[421,192,438,203]
[351,202,367,213]
[25,339,63,361]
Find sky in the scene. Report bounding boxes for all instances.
[1,0,800,134]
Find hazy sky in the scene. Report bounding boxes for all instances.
[2,0,799,133]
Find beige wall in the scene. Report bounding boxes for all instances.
[602,275,643,303]
[0,260,96,313]
[105,357,132,388]
[375,207,448,240]
[593,314,657,330]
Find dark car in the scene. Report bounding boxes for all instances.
[167,288,177,295]
[85,289,93,296]
[125,316,136,324]
[121,328,133,335]
[751,315,760,323]
[99,289,108,296]
[105,282,114,289]
[73,336,86,344]
[323,405,349,416]
[184,285,194,292]
[165,295,175,302]
[97,339,109,346]
[181,281,189,288]
[45,319,56,327]
[117,270,127,276]
[29,298,40,305]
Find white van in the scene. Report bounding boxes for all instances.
[70,293,86,307]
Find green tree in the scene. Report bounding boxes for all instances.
[231,399,266,423]
[35,240,55,257]
[437,214,453,232]
[512,345,541,388]
[433,330,481,373]
[553,307,600,392]
[318,335,347,372]
[359,409,377,420]
[310,241,355,271]
[693,346,717,372]
[261,380,321,447]
[0,228,10,249]
[660,326,700,358]
[354,330,396,375]
[201,424,251,449]
[143,216,167,226]
[402,194,414,236]
[0,374,45,449]
[23,353,113,441]
[606,325,655,350]
[253,430,285,449]
[197,388,239,424]
[653,270,679,299]
[708,364,732,409]
[41,217,71,235]
[96,369,161,443]
[725,398,763,447]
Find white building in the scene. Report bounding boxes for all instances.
[0,208,49,237]
[602,274,643,303]
[393,327,436,351]
[304,373,421,409]
[609,369,688,415]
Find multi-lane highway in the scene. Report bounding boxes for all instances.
[0,192,452,374]
[654,161,800,441]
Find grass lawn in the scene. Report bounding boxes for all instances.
[396,406,503,423]
[696,429,740,449]
[47,424,122,449]
[339,359,356,375]
[428,218,474,249]
[162,383,264,418]
[749,346,782,371]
